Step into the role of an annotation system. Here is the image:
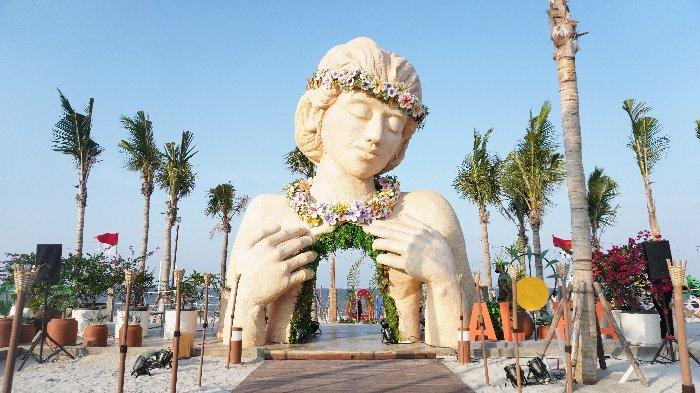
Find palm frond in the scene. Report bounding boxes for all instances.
[695,119,700,141]
[157,131,198,199]
[453,128,501,207]
[119,111,161,177]
[622,99,669,175]
[285,147,316,178]
[206,182,249,234]
[587,166,620,238]
[51,89,103,175]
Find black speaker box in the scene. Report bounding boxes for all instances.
[36,244,62,284]
[643,240,671,281]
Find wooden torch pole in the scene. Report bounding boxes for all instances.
[170,268,185,393]
[555,263,573,393]
[473,272,489,385]
[507,263,522,393]
[197,274,210,387]
[226,274,241,369]
[668,259,695,393]
[117,268,134,393]
[2,264,40,393]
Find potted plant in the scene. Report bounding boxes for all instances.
[20,316,37,344]
[115,266,155,339]
[45,284,79,347]
[593,230,659,345]
[82,311,109,347]
[164,271,220,338]
[62,253,124,336]
[536,309,554,339]
[119,313,143,347]
[0,297,12,347]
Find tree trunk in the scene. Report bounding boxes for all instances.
[220,223,231,286]
[642,174,661,239]
[530,219,543,279]
[517,215,528,267]
[75,180,87,257]
[478,203,493,300]
[548,0,598,383]
[139,183,152,272]
[159,194,177,309]
[328,253,337,323]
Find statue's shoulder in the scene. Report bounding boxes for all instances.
[398,189,461,234]
[244,193,291,221]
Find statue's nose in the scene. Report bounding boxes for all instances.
[362,114,383,145]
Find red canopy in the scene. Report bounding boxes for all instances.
[95,232,119,246]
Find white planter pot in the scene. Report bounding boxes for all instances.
[612,310,662,346]
[164,310,198,339]
[72,308,107,337]
[115,310,150,338]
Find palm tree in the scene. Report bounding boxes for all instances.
[285,147,316,178]
[453,129,500,298]
[157,131,197,299]
[548,0,597,382]
[206,182,249,286]
[622,99,669,239]
[695,119,699,142]
[504,102,565,279]
[499,169,530,268]
[587,167,619,247]
[119,111,161,271]
[51,90,103,257]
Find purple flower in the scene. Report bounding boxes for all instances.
[360,79,371,90]
[385,83,398,97]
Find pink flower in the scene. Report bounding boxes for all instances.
[398,93,414,109]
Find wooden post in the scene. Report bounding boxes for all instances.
[458,274,468,364]
[668,260,694,392]
[170,268,185,393]
[226,274,241,369]
[592,282,648,386]
[2,265,40,393]
[473,272,489,385]
[507,264,522,393]
[197,274,210,387]
[555,263,573,393]
[117,269,134,393]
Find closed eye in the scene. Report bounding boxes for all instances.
[387,116,405,133]
[345,103,372,119]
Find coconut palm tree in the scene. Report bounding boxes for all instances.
[453,128,501,298]
[285,147,316,178]
[157,131,197,298]
[622,99,669,239]
[587,167,619,247]
[205,182,249,285]
[119,111,161,271]
[504,102,565,279]
[499,168,530,268]
[51,90,103,257]
[548,0,597,382]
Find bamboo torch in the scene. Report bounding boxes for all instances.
[507,263,522,393]
[473,272,489,385]
[668,259,695,393]
[117,268,134,393]
[170,268,185,393]
[555,263,573,393]
[226,274,241,368]
[2,264,40,393]
[197,274,210,387]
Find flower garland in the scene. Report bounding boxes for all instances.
[284,176,400,227]
[307,68,428,129]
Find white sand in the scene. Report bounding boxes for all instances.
[443,355,700,392]
[2,353,259,393]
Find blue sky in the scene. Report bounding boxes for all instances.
[1,1,699,288]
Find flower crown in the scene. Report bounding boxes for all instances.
[306,68,428,129]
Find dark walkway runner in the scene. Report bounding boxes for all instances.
[234,359,473,392]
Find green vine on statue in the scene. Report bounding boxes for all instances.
[288,223,399,343]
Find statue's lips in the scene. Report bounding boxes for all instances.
[353,146,379,160]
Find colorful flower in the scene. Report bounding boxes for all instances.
[398,92,415,109]
[385,83,398,98]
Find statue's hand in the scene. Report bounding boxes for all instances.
[364,214,457,286]
[237,225,317,307]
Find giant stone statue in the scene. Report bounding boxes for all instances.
[223,37,476,349]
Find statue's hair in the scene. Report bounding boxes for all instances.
[294,37,422,174]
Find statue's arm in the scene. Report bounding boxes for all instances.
[400,190,476,347]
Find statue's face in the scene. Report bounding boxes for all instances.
[320,91,408,178]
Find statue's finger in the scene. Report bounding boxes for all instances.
[276,235,314,260]
[247,224,282,248]
[399,213,432,230]
[372,238,409,256]
[285,251,318,272]
[289,268,315,286]
[376,253,406,271]
[264,226,309,247]
[364,224,414,242]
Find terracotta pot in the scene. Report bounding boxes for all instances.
[20,324,37,344]
[517,310,534,339]
[119,324,143,347]
[47,318,78,347]
[83,324,108,347]
[0,318,13,347]
[537,324,550,340]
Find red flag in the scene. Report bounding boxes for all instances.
[552,235,572,253]
[95,232,119,246]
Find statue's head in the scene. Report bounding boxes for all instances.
[295,37,425,177]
